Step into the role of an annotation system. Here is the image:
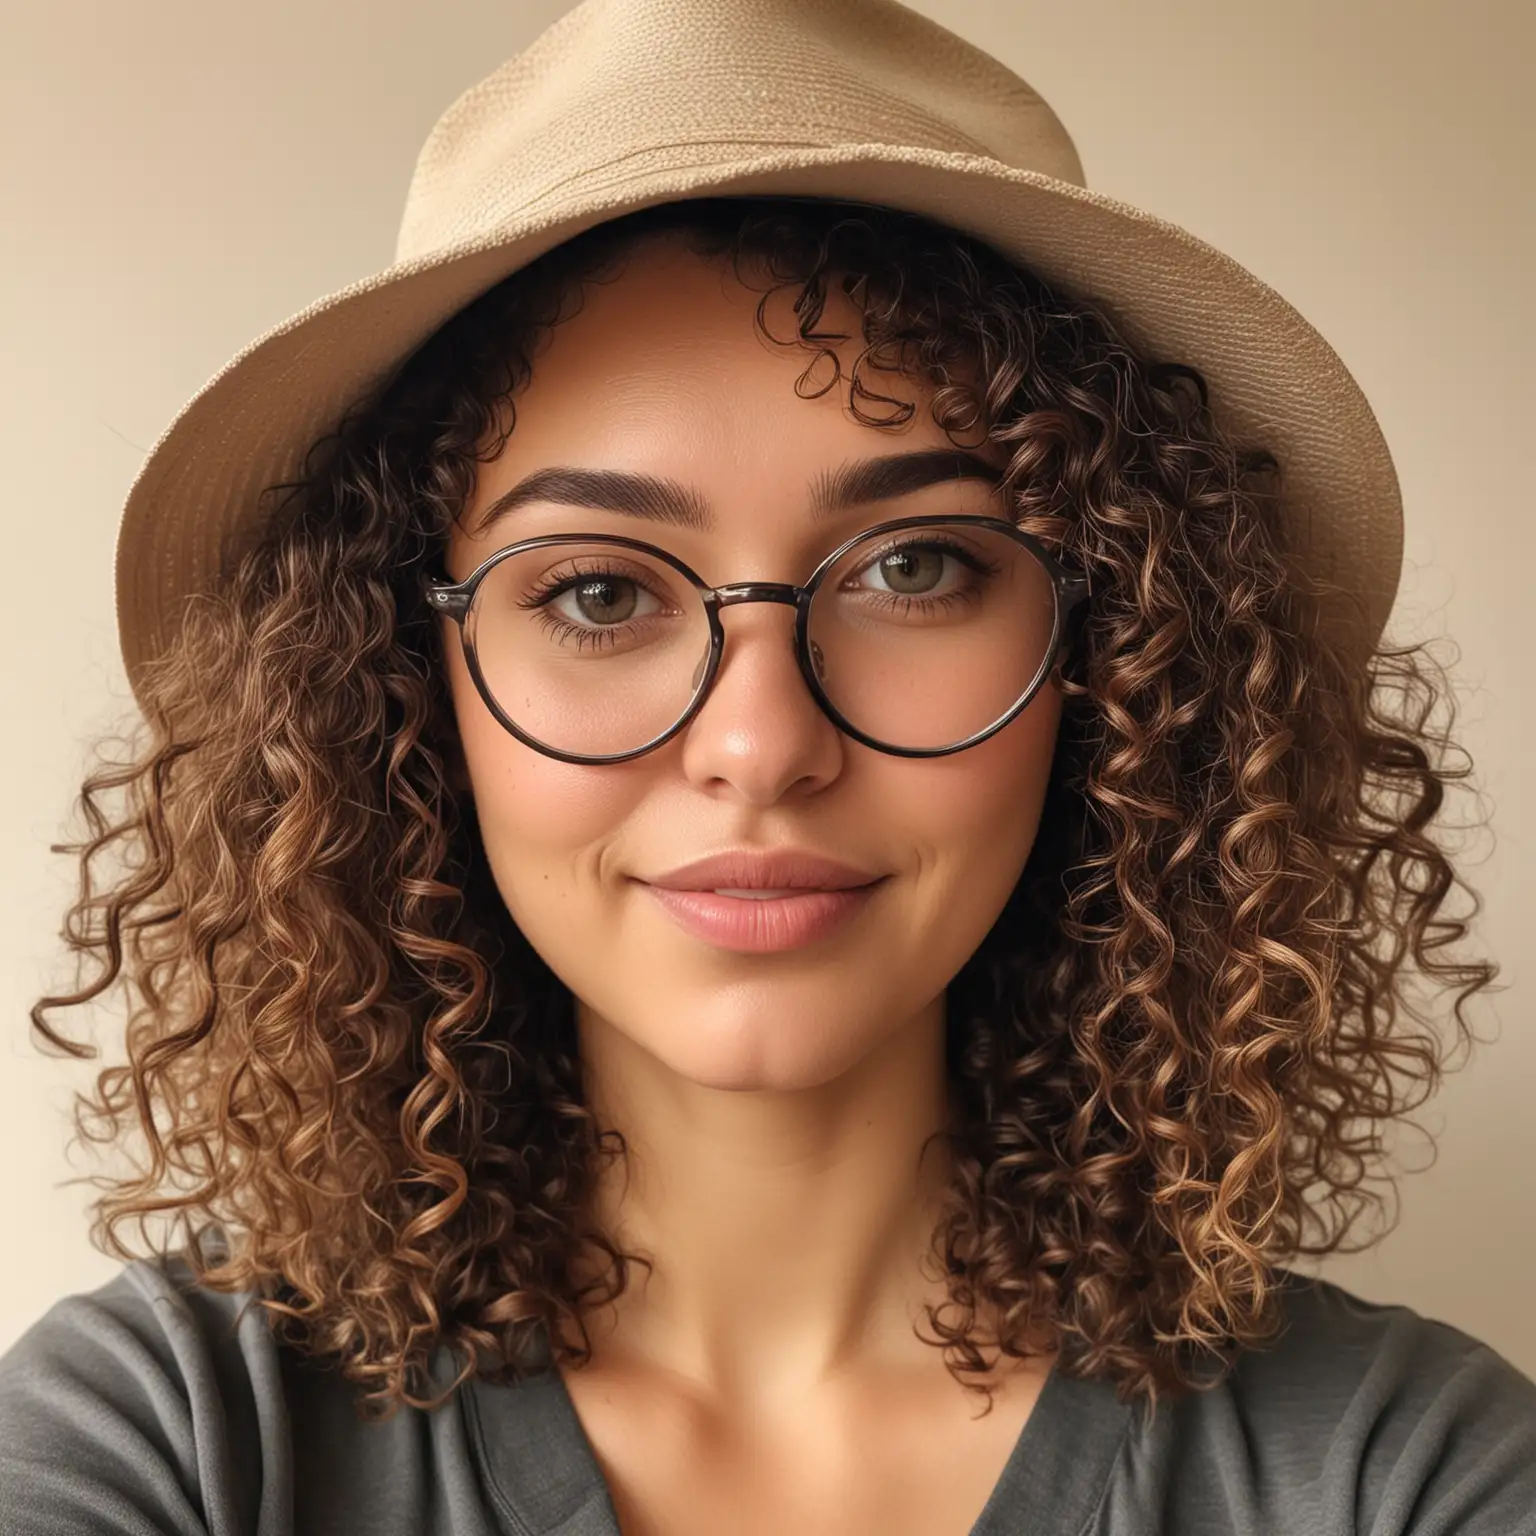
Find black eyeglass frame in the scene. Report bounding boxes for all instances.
[423,514,1090,765]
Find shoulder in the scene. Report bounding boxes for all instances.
[1126,1268,1536,1535]
[1241,1268,1536,1440]
[0,1240,280,1535]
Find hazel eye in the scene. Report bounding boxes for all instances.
[862,546,950,596]
[552,575,659,627]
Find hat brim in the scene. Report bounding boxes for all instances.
[115,144,1401,703]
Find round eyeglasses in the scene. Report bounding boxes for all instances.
[424,515,1090,764]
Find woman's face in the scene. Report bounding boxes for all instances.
[443,235,1062,1094]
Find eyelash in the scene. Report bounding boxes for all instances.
[515,535,1000,652]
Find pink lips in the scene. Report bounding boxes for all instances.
[637,849,887,953]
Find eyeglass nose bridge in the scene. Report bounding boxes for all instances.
[700,584,813,690]
[709,581,804,609]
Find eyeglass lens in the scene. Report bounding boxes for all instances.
[461,523,1059,757]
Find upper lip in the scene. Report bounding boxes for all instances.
[642,850,884,892]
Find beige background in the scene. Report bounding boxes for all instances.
[2,0,1531,1367]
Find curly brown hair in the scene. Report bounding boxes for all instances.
[33,195,1495,1418]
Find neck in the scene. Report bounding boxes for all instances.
[563,993,967,1409]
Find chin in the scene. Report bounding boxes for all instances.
[593,982,901,1092]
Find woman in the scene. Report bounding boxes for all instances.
[3,0,1532,1532]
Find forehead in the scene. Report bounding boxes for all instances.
[446,235,1011,570]
[487,233,993,470]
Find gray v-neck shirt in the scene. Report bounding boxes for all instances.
[2,1252,1535,1534]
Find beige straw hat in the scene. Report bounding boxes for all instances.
[114,0,1402,707]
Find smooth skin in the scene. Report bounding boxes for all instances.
[442,234,1062,1536]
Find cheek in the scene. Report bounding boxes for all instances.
[947,684,1058,821]
[904,686,1062,912]
[446,634,641,905]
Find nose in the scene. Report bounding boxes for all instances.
[677,596,844,804]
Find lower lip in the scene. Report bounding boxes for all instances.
[639,881,885,953]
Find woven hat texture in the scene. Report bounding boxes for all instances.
[114,0,1402,703]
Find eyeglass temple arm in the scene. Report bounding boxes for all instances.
[423,580,472,621]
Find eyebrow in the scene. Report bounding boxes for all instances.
[466,448,1005,535]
